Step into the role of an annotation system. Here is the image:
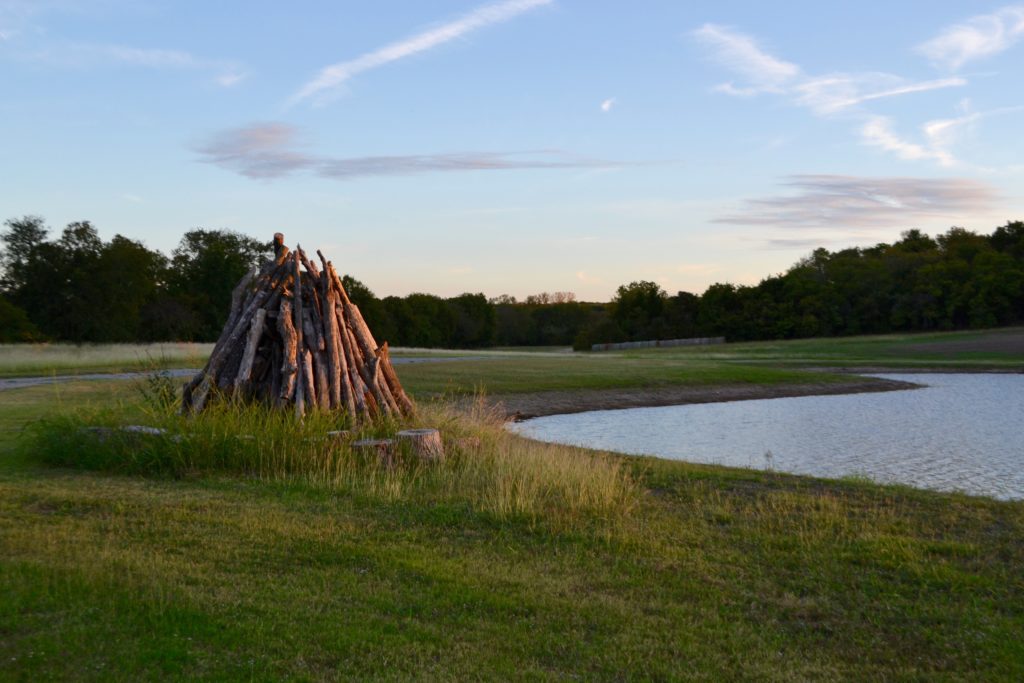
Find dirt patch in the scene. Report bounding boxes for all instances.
[899,328,1024,355]
[485,377,920,421]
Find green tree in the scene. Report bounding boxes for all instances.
[612,280,667,340]
[0,295,42,342]
[167,230,272,340]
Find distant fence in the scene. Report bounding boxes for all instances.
[591,336,725,352]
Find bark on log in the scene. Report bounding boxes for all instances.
[293,250,307,418]
[301,349,317,412]
[278,298,298,405]
[183,235,414,422]
[235,308,267,389]
[378,343,416,414]
[397,429,445,462]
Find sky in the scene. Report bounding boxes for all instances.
[2,1,1023,300]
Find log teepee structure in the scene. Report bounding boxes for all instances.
[181,233,415,422]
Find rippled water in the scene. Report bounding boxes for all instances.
[510,374,1024,500]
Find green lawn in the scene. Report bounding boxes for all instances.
[620,327,1024,367]
[1,374,1022,680]
[397,356,849,397]
[0,343,214,379]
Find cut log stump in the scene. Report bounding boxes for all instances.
[397,428,445,463]
[353,438,395,468]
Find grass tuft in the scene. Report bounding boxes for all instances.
[20,391,637,529]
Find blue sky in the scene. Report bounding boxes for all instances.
[2,1,1022,300]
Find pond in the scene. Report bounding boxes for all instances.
[509,374,1024,500]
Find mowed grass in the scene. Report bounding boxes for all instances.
[622,327,1024,367]
[0,343,214,378]
[397,356,848,397]
[1,380,1022,680]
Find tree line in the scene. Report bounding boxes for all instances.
[2,215,1022,347]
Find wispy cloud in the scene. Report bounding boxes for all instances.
[600,97,615,112]
[859,103,1024,168]
[795,76,967,115]
[695,25,965,116]
[861,116,955,167]
[694,24,799,95]
[715,175,999,229]
[288,0,552,107]
[15,41,246,86]
[196,122,614,181]
[917,6,1024,70]
[692,24,987,167]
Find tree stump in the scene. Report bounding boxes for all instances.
[397,429,445,463]
[353,438,395,468]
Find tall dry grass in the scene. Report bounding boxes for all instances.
[21,389,637,528]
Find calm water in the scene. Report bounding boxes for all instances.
[510,374,1024,500]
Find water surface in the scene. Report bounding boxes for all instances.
[510,374,1024,499]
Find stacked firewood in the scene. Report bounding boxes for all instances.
[181,234,415,422]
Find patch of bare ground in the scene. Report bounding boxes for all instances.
[486,377,919,421]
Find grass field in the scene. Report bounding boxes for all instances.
[3,327,1020,382]
[1,332,1022,679]
[622,327,1024,367]
[0,343,214,379]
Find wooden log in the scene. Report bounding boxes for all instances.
[277,298,298,405]
[335,304,368,418]
[224,266,258,338]
[187,259,293,413]
[301,306,325,353]
[310,342,330,411]
[378,343,416,415]
[352,438,395,468]
[396,429,445,462]
[301,349,317,411]
[235,308,267,389]
[297,247,321,281]
[357,354,391,416]
[370,354,401,415]
[292,250,306,418]
[320,279,345,411]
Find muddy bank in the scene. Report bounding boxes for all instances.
[487,377,920,421]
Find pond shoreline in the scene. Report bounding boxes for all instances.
[492,376,921,421]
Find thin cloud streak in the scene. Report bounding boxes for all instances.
[917,5,1024,69]
[715,175,999,229]
[288,0,552,107]
[693,24,799,94]
[696,25,966,116]
[196,122,614,181]
[17,41,246,86]
[861,116,955,167]
[819,77,967,113]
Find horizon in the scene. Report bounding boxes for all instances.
[3,1,1023,300]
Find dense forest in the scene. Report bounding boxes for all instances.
[2,215,1022,348]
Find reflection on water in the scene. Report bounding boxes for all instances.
[509,374,1024,500]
